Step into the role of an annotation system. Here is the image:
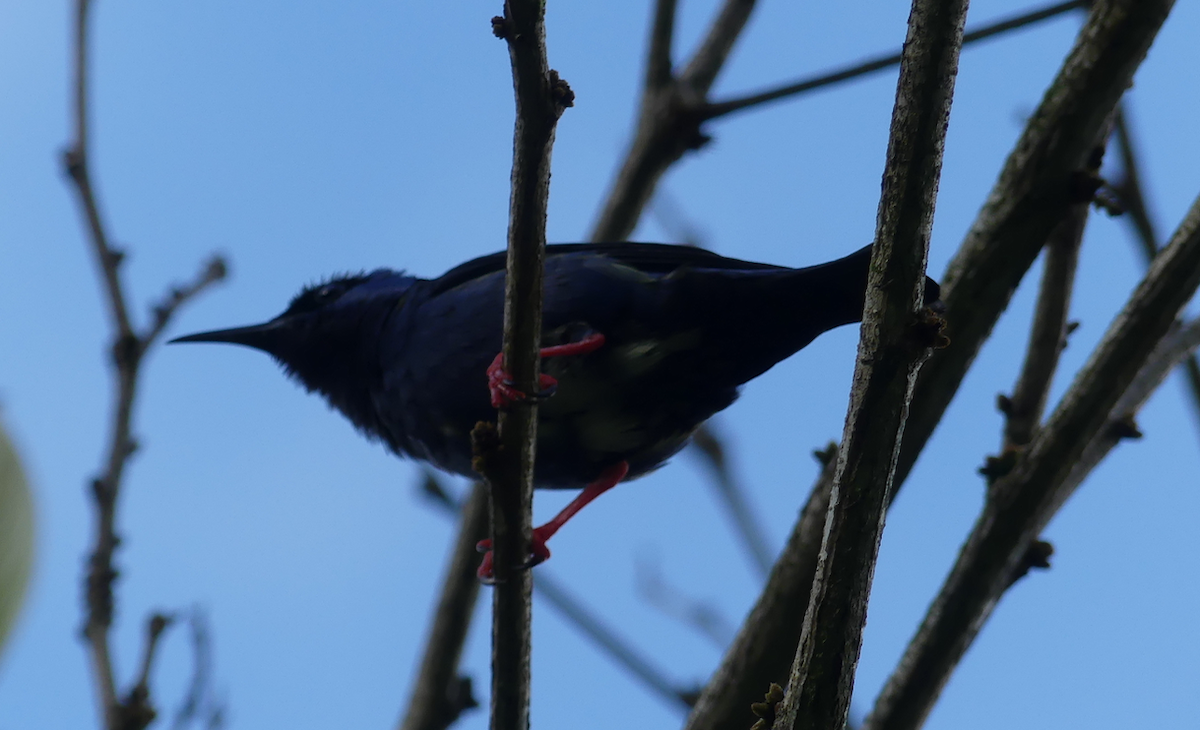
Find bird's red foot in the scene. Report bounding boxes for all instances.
[475,526,554,583]
[487,332,606,409]
[475,461,629,583]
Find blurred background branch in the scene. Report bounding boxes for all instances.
[64,0,226,727]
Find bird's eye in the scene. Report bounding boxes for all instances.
[316,284,341,301]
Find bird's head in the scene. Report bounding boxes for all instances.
[171,269,418,435]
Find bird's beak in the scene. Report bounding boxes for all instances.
[169,320,283,352]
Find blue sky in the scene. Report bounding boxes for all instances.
[2,1,1198,729]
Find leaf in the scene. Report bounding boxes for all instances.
[0,416,34,655]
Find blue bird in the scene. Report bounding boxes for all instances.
[172,243,940,577]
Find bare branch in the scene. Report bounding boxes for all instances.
[1050,315,1200,516]
[115,613,174,730]
[64,1,227,727]
[677,0,758,92]
[646,0,678,91]
[399,483,487,730]
[1000,206,1085,450]
[891,0,1176,502]
[478,6,574,727]
[1113,105,1200,439]
[690,425,773,578]
[635,555,735,647]
[171,609,221,730]
[864,189,1200,730]
[772,1,965,727]
[702,0,1087,121]
[534,572,696,709]
[688,5,1171,728]
[144,257,229,348]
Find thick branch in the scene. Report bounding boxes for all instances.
[864,190,1200,730]
[485,3,571,729]
[686,4,1171,729]
[702,0,1087,121]
[891,0,1175,501]
[399,483,488,730]
[772,1,965,728]
[1113,105,1200,438]
[1054,315,1200,508]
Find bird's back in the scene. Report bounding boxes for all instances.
[374,244,889,488]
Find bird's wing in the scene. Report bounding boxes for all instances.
[428,242,785,297]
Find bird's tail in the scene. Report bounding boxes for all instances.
[677,245,939,386]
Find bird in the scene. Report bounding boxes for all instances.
[172,242,940,579]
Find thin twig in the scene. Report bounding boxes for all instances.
[64,1,227,727]
[980,163,1093,487]
[417,475,693,712]
[635,555,736,648]
[773,0,965,727]
[864,189,1200,730]
[482,4,572,728]
[128,613,173,704]
[534,572,696,709]
[1113,105,1200,438]
[590,0,1086,242]
[1001,205,1086,449]
[399,483,487,730]
[690,425,773,578]
[701,0,1087,121]
[171,608,220,730]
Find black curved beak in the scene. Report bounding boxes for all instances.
[169,320,283,352]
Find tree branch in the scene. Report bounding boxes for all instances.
[480,5,572,728]
[1000,206,1085,451]
[646,0,678,91]
[689,425,773,578]
[890,0,1175,503]
[701,0,1087,121]
[1113,104,1200,439]
[982,150,1098,487]
[171,608,222,730]
[64,1,227,727]
[398,483,488,730]
[863,189,1200,730]
[772,0,966,727]
[686,5,1171,728]
[1054,315,1200,506]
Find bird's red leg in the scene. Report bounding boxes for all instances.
[487,332,606,409]
[477,460,629,582]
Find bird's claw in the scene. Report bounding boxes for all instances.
[487,354,559,408]
[486,332,606,409]
[476,528,553,583]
